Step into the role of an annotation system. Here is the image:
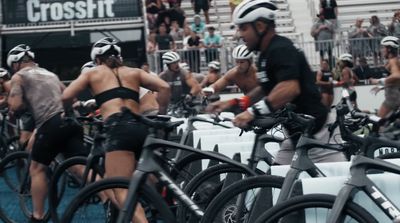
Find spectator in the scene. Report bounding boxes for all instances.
[204,25,222,63]
[367,15,388,66]
[147,32,158,71]
[170,20,184,43]
[353,57,372,82]
[389,10,400,38]
[156,22,176,69]
[184,29,202,73]
[319,0,338,29]
[229,0,243,18]
[191,14,206,37]
[348,18,370,64]
[146,0,165,30]
[311,9,334,67]
[191,0,210,24]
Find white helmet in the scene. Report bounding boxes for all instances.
[208,61,221,70]
[233,0,278,25]
[7,44,35,68]
[179,62,190,71]
[339,53,353,62]
[0,68,10,79]
[162,51,181,64]
[81,61,96,73]
[381,36,399,48]
[90,37,121,60]
[232,44,254,60]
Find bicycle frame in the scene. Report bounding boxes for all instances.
[117,136,257,223]
[327,155,400,223]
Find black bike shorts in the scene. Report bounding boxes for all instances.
[31,113,88,165]
[103,109,149,158]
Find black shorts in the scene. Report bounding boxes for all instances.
[31,113,88,165]
[18,112,35,132]
[103,109,149,158]
[194,0,209,13]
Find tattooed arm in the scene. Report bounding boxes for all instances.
[8,74,25,113]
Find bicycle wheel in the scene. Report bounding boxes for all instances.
[253,194,376,223]
[201,175,285,223]
[170,151,231,187]
[48,156,88,223]
[61,177,175,223]
[178,163,263,222]
[0,151,50,222]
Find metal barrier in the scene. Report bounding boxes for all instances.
[149,36,392,74]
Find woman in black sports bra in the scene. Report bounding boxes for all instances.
[316,59,334,108]
[62,37,171,222]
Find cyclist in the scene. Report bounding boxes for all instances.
[76,61,160,116]
[159,51,201,104]
[231,0,345,164]
[0,68,11,105]
[62,37,170,222]
[336,53,358,108]
[204,44,259,112]
[315,59,335,109]
[200,61,221,87]
[7,44,87,222]
[370,36,400,118]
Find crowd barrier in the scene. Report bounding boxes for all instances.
[149,36,395,73]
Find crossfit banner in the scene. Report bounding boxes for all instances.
[2,0,141,24]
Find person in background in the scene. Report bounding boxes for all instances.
[204,25,222,63]
[319,0,338,29]
[146,32,158,72]
[155,22,176,70]
[315,59,334,109]
[348,18,370,64]
[159,51,201,105]
[389,10,400,38]
[204,45,259,112]
[311,9,335,67]
[353,57,372,82]
[191,0,210,24]
[336,53,358,108]
[367,15,388,66]
[201,61,221,87]
[184,29,202,73]
[190,14,206,37]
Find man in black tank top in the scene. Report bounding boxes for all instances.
[159,51,201,104]
[231,0,345,164]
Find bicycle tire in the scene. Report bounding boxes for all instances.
[48,156,87,223]
[0,151,51,222]
[178,163,263,222]
[61,177,176,223]
[201,175,285,223]
[170,151,231,187]
[253,194,377,223]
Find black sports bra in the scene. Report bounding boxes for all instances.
[94,68,139,106]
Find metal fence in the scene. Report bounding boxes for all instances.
[149,36,392,74]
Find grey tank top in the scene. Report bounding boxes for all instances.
[18,66,63,128]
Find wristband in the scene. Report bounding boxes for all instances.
[229,98,239,106]
[247,99,272,116]
[202,87,215,94]
[239,95,251,110]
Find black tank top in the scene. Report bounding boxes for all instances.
[94,68,139,106]
[321,70,333,82]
